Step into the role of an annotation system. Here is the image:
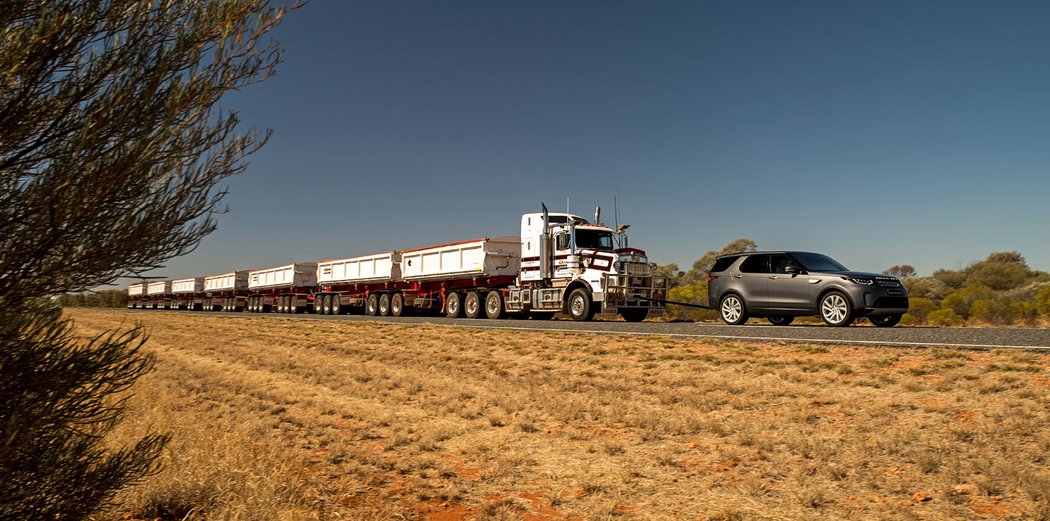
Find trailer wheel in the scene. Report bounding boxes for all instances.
[390,293,405,316]
[331,294,343,315]
[366,294,379,316]
[377,294,390,316]
[445,292,463,318]
[288,296,299,314]
[485,291,506,319]
[464,292,482,319]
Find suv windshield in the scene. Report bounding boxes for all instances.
[791,252,848,272]
[575,228,614,251]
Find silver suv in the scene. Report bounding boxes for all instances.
[707,251,909,327]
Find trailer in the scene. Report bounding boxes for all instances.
[146,281,172,309]
[127,282,146,309]
[204,271,249,311]
[246,263,317,314]
[171,277,205,310]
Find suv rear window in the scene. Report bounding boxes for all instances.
[710,257,737,274]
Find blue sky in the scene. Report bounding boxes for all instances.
[149,0,1050,281]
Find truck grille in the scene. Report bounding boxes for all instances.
[624,263,650,277]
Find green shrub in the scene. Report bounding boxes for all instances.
[927,308,963,326]
[902,297,935,324]
[1036,286,1050,316]
[941,285,996,319]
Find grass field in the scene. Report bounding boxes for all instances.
[69,309,1049,520]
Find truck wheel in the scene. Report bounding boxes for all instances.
[445,292,463,318]
[719,294,749,325]
[485,291,506,319]
[331,294,343,315]
[819,291,854,327]
[620,308,649,322]
[366,294,379,316]
[379,294,391,316]
[318,294,330,315]
[391,293,405,316]
[464,291,481,319]
[567,288,595,321]
[869,314,901,328]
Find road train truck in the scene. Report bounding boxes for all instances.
[127,206,667,321]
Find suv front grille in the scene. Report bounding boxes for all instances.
[875,278,902,288]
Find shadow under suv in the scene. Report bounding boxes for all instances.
[707,251,909,327]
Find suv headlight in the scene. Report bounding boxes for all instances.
[848,277,874,285]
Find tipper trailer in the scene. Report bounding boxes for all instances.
[204,271,249,311]
[131,206,667,321]
[171,277,205,310]
[127,282,146,308]
[246,263,318,313]
[146,281,171,309]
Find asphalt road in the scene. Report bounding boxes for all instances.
[173,310,1050,351]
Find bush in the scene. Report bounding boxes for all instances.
[1036,286,1050,316]
[665,282,718,322]
[902,297,936,324]
[969,298,1036,325]
[941,285,996,319]
[927,308,964,327]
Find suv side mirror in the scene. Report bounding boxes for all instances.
[784,265,802,274]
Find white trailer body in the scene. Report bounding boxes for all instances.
[249,263,318,290]
[147,281,171,295]
[128,283,146,297]
[401,237,520,281]
[171,277,205,294]
[318,252,401,285]
[205,271,249,293]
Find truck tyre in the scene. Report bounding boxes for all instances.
[391,293,406,317]
[277,296,287,314]
[869,314,901,328]
[620,308,648,322]
[464,291,481,319]
[485,291,506,319]
[445,292,463,318]
[319,294,331,315]
[819,291,854,327]
[719,294,749,325]
[567,288,595,322]
[289,296,299,314]
[366,294,379,316]
[379,294,391,316]
[331,294,342,315]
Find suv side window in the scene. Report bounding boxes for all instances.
[710,257,736,273]
[739,254,770,273]
[769,254,800,274]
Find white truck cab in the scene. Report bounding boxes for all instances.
[510,207,666,321]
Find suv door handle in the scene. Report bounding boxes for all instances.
[768,275,778,280]
[732,274,743,279]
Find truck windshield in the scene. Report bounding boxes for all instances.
[791,252,848,272]
[575,228,614,251]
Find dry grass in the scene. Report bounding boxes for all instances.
[69,309,1050,520]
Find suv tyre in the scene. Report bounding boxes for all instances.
[819,291,854,327]
[719,294,749,325]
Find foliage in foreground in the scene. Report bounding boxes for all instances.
[0,1,292,518]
